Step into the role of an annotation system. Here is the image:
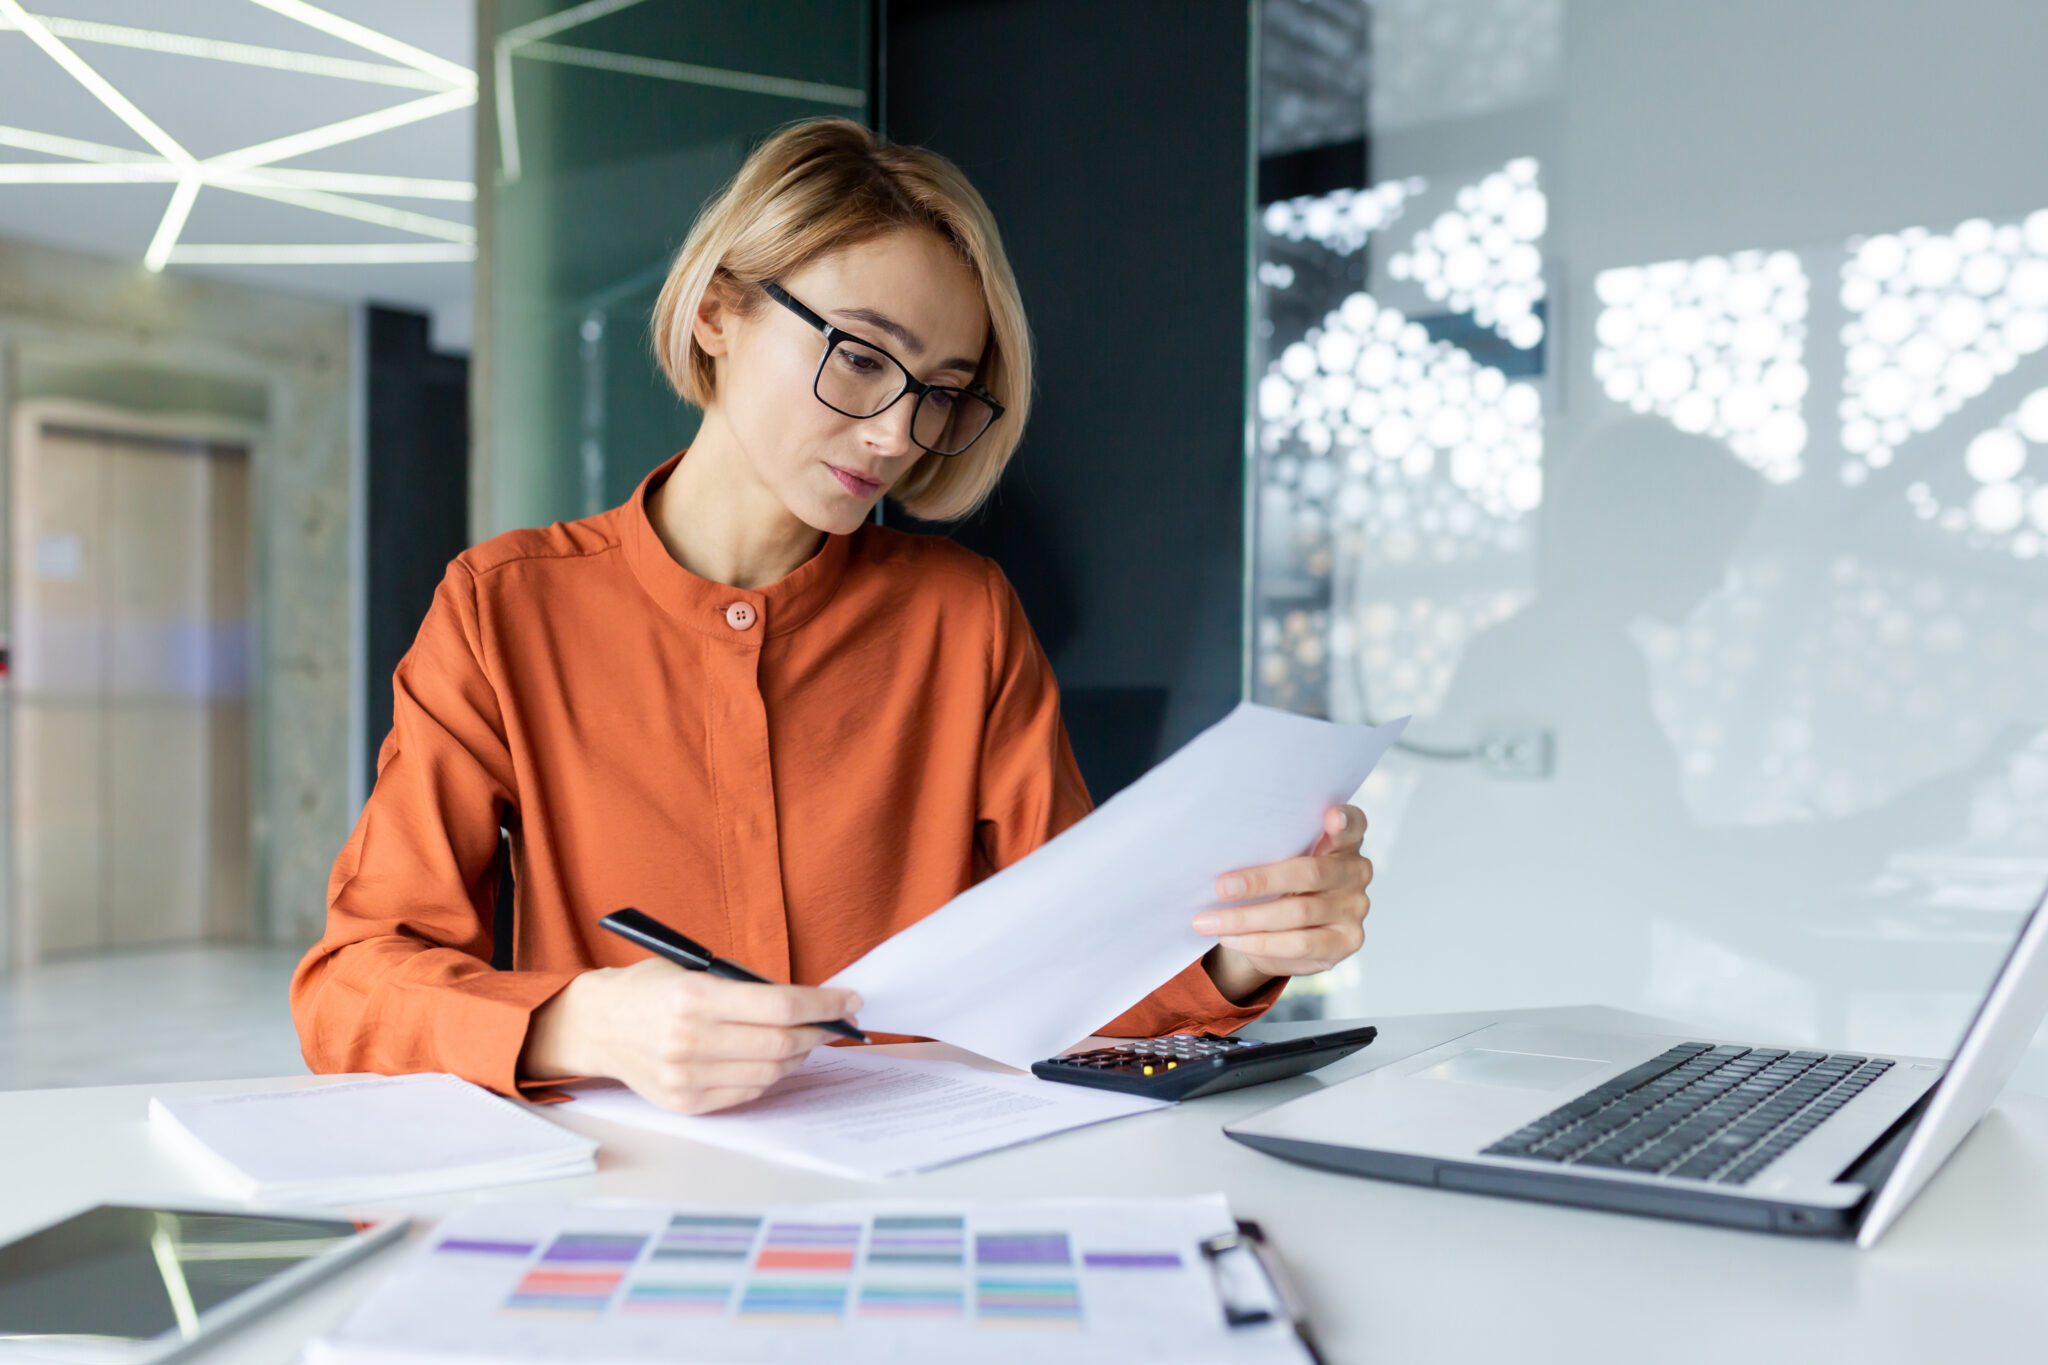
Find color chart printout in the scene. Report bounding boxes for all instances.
[310,1198,1310,1365]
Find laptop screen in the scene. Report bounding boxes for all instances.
[1856,882,2048,1245]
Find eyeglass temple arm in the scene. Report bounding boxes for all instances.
[761,280,831,334]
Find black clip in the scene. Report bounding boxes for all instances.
[1199,1219,1326,1364]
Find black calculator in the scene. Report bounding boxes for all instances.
[1031,1024,1379,1101]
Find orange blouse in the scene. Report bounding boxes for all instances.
[291,452,1276,1095]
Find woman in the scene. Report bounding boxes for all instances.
[291,119,1374,1116]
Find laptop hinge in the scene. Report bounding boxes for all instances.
[1835,1089,1935,1193]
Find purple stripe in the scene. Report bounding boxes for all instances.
[1084,1252,1182,1268]
[871,1236,963,1246]
[977,1234,1071,1265]
[436,1239,537,1256]
[542,1236,647,1263]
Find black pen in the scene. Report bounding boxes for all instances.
[599,908,870,1043]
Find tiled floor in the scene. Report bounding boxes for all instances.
[0,944,311,1091]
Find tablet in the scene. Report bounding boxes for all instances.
[0,1204,405,1365]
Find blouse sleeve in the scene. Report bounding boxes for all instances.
[974,561,1282,1039]
[289,561,579,1095]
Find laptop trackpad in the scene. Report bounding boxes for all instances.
[1412,1048,1608,1091]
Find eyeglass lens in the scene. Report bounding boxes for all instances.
[817,336,996,455]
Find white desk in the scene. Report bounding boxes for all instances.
[4,1006,2044,1365]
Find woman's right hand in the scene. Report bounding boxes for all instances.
[521,959,862,1114]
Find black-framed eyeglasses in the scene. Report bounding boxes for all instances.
[762,280,1003,457]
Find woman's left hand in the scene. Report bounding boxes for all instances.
[1193,804,1373,1002]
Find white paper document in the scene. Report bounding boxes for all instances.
[148,1073,598,1205]
[829,703,1407,1067]
[306,1194,1311,1365]
[565,1046,1166,1179]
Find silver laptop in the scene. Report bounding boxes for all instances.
[1225,882,2048,1245]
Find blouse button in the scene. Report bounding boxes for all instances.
[724,602,758,631]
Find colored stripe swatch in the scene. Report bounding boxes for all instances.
[859,1282,966,1318]
[541,1233,647,1264]
[738,1278,849,1321]
[976,1232,1072,1266]
[621,1281,732,1314]
[1083,1251,1183,1269]
[867,1215,966,1266]
[505,1268,621,1313]
[756,1221,860,1272]
[653,1214,760,1262]
[435,1239,535,1256]
[976,1277,1082,1322]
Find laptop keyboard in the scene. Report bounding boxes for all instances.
[1481,1042,1895,1184]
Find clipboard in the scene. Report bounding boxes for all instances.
[1200,1220,1327,1365]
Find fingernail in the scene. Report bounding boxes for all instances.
[1218,876,1246,897]
[1193,913,1220,934]
[846,994,864,1014]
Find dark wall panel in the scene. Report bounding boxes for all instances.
[366,306,470,798]
[886,0,1251,797]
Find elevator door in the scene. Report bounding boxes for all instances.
[12,419,251,960]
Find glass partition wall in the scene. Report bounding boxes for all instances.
[478,0,873,536]
[1250,0,2048,1090]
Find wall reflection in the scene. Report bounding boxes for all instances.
[1593,252,1810,482]
[1250,0,2048,1087]
[1251,165,1546,721]
[1840,212,2048,486]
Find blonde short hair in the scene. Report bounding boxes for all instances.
[652,119,1031,523]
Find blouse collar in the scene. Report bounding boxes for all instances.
[621,451,855,641]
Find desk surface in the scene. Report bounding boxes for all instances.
[3,1005,2043,1365]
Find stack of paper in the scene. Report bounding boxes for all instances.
[149,1073,598,1204]
[306,1194,1312,1364]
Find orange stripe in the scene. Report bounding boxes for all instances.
[519,1270,622,1290]
[755,1249,855,1270]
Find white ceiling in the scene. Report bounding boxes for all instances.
[0,0,476,349]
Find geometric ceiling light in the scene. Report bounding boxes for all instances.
[0,0,477,270]
[0,12,450,88]
[242,0,471,88]
[1839,211,2048,483]
[0,123,473,206]
[1592,249,1810,483]
[0,0,199,269]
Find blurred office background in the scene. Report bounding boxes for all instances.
[1,0,2044,1095]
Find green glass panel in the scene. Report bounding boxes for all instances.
[481,0,871,533]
